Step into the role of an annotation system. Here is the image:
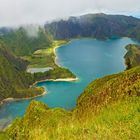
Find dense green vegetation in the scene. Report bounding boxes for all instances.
[124,44,140,69]
[0,26,64,69]
[2,13,140,139]
[0,132,10,140]
[34,67,76,81]
[45,13,140,41]
[0,26,52,56]
[5,65,140,139]
[23,40,67,68]
[0,41,75,103]
[0,42,44,103]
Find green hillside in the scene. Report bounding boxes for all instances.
[0,26,75,72]
[124,44,140,69]
[23,40,68,68]
[0,42,44,103]
[0,27,52,56]
[0,39,75,103]
[5,65,140,140]
[1,16,140,139]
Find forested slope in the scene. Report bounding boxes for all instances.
[45,13,140,41]
[0,27,52,56]
[0,42,44,103]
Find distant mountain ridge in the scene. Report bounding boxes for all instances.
[45,13,140,40]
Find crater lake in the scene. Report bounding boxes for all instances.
[0,38,139,129]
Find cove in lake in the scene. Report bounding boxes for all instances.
[0,38,139,129]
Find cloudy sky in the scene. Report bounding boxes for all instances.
[0,0,140,26]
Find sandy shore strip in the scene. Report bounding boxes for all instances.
[53,40,71,67]
[0,77,79,105]
[50,77,79,81]
[53,43,64,67]
[54,46,62,67]
[0,90,47,106]
[32,77,79,87]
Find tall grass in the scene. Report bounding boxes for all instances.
[5,66,140,140]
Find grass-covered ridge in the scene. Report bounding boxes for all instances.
[5,65,140,139]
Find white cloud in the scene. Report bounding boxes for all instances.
[0,0,140,26]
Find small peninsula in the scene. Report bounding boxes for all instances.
[0,28,76,105]
[23,40,68,69]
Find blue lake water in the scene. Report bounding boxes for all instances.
[0,38,138,129]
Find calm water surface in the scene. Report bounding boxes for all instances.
[0,38,138,128]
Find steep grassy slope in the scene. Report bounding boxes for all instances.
[75,66,140,117]
[5,66,140,140]
[124,44,140,69]
[45,13,140,41]
[0,42,44,103]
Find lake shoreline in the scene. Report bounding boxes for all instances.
[0,91,47,106]
[31,40,79,85]
[32,77,79,86]
[0,41,79,131]
[53,40,70,67]
[0,37,131,106]
[0,40,78,107]
[0,37,137,131]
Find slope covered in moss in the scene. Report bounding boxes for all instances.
[5,65,140,140]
